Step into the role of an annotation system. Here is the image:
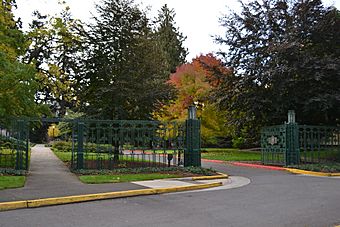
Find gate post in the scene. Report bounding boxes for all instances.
[15,120,25,170]
[14,119,29,170]
[285,110,300,165]
[77,122,84,169]
[185,106,201,167]
[25,120,29,170]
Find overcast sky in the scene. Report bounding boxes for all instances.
[14,0,340,61]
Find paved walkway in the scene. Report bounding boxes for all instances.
[0,145,146,202]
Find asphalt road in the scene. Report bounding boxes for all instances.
[0,161,339,227]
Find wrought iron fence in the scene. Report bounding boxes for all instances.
[261,123,340,166]
[0,121,29,170]
[299,125,340,164]
[71,120,186,170]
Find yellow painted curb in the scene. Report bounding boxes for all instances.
[27,182,222,208]
[27,188,157,208]
[0,201,27,211]
[192,173,229,181]
[0,182,222,211]
[285,168,340,177]
[154,182,222,194]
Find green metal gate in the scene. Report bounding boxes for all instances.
[55,118,200,170]
[261,124,287,166]
[71,120,187,170]
[261,123,299,166]
[261,111,340,166]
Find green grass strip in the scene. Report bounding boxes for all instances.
[53,151,72,162]
[0,176,26,190]
[79,173,181,184]
[201,148,261,161]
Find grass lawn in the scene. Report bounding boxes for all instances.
[201,148,261,162]
[79,173,182,184]
[53,151,72,162]
[151,150,176,154]
[0,176,26,190]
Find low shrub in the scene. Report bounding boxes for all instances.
[0,135,26,150]
[288,163,340,173]
[0,168,27,176]
[52,141,72,152]
[232,137,245,149]
[73,166,217,176]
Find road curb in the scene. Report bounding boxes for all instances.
[285,168,340,177]
[0,182,222,212]
[231,162,286,171]
[0,201,28,212]
[192,172,229,180]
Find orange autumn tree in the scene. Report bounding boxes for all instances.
[192,53,231,87]
[154,54,233,146]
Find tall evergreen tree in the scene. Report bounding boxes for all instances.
[154,4,188,73]
[78,0,173,120]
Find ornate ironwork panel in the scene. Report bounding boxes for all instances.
[261,124,287,166]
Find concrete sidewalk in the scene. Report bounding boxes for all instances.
[0,145,146,202]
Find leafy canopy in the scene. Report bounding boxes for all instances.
[213,0,340,145]
[0,0,47,126]
[24,4,84,117]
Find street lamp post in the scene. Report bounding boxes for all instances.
[188,105,197,120]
